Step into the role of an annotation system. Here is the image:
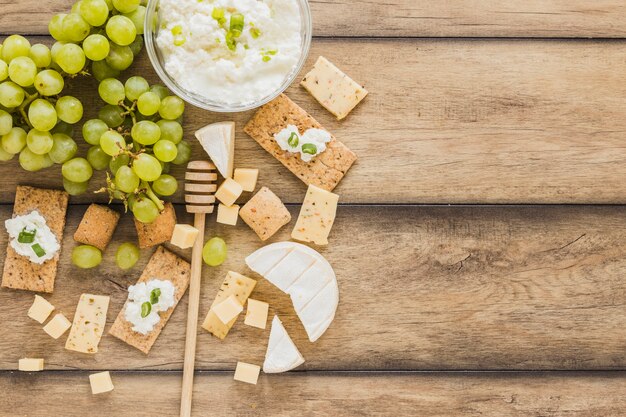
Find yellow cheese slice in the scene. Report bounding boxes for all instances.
[65,294,110,354]
[291,184,339,245]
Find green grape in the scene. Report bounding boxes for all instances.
[55,96,84,124]
[19,148,49,171]
[132,195,159,223]
[26,129,54,155]
[131,120,160,145]
[103,0,114,10]
[62,157,93,183]
[49,133,78,164]
[0,110,13,136]
[124,6,146,35]
[106,15,137,46]
[156,120,182,144]
[124,76,149,101]
[115,242,140,270]
[100,130,126,156]
[34,69,64,96]
[28,99,57,132]
[2,127,26,154]
[91,59,120,82]
[80,0,109,26]
[50,41,65,61]
[105,43,134,71]
[153,140,177,162]
[128,35,143,56]
[86,145,111,170]
[29,44,52,68]
[150,84,170,100]
[42,153,55,169]
[113,0,140,14]
[72,245,102,269]
[171,140,191,165]
[158,96,185,120]
[109,153,130,174]
[2,35,31,63]
[0,146,14,162]
[55,43,86,75]
[0,60,7,82]
[62,13,91,42]
[98,78,125,105]
[115,165,140,192]
[71,0,84,13]
[152,174,177,196]
[82,34,110,61]
[0,81,25,108]
[82,119,109,145]
[8,57,37,87]
[132,153,161,181]
[49,14,69,41]
[202,237,227,267]
[63,178,89,195]
[98,104,125,127]
[51,121,74,137]
[136,91,159,116]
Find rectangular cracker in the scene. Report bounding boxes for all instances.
[239,187,291,241]
[109,246,190,354]
[134,203,177,249]
[243,94,357,191]
[1,186,69,293]
[73,204,120,251]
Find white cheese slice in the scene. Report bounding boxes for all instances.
[264,249,317,293]
[195,121,235,179]
[296,281,339,342]
[263,315,305,373]
[287,261,332,313]
[245,244,292,275]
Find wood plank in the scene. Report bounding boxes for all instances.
[2,371,626,416]
[4,39,626,203]
[2,204,626,371]
[3,1,626,38]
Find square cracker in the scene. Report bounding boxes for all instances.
[73,204,120,251]
[1,186,69,293]
[134,203,177,249]
[239,187,291,241]
[243,94,357,191]
[109,246,190,354]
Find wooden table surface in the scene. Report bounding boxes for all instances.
[2,1,626,416]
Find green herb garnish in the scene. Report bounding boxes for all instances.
[18,228,36,244]
[287,132,299,148]
[250,27,261,39]
[171,25,183,36]
[262,55,271,62]
[225,31,237,51]
[301,143,318,155]
[31,243,45,257]
[212,7,226,26]
[141,301,152,318]
[150,288,161,305]
[230,12,244,36]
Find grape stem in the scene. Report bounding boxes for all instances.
[18,92,39,130]
[141,181,165,212]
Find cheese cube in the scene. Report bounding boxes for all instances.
[18,358,44,372]
[170,224,199,249]
[213,294,244,324]
[234,362,260,385]
[215,178,243,207]
[43,313,71,339]
[28,295,55,324]
[89,371,114,395]
[233,168,259,192]
[217,204,240,226]
[244,299,269,329]
[291,184,339,246]
[65,294,110,354]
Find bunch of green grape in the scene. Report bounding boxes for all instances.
[80,75,191,224]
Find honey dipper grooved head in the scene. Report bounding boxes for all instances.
[185,160,217,214]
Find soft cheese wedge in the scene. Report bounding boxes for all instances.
[245,242,339,342]
[195,121,235,179]
[263,315,305,373]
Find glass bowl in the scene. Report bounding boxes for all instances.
[144,0,312,113]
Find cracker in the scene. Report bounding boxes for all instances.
[1,186,69,293]
[73,204,120,251]
[243,94,357,191]
[109,246,190,354]
[239,187,291,241]
[134,203,177,249]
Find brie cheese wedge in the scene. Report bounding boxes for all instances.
[246,242,339,342]
[195,121,235,178]
[263,315,305,373]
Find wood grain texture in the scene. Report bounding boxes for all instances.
[2,204,626,371]
[2,371,626,416]
[3,0,626,38]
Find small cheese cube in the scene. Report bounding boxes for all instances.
[233,168,259,192]
[291,184,339,245]
[234,362,260,385]
[217,204,240,226]
[215,178,243,207]
[43,313,71,339]
[27,295,55,324]
[213,294,243,324]
[244,299,269,329]
[18,358,44,372]
[89,371,114,395]
[170,224,199,249]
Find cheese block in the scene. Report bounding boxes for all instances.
[244,298,269,329]
[170,224,199,249]
[212,294,243,324]
[245,242,338,342]
[233,168,259,192]
[89,371,114,394]
[292,184,339,245]
[234,362,261,385]
[18,358,44,371]
[195,121,235,179]
[263,315,305,373]
[28,295,55,323]
[202,271,257,339]
[215,178,243,207]
[65,294,110,354]
[43,313,71,339]
[216,204,240,226]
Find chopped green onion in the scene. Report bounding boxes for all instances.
[230,12,244,37]
[225,31,237,51]
[266,49,278,55]
[174,37,186,46]
[250,28,261,39]
[262,55,271,62]
[150,288,161,305]
[171,25,183,36]
[301,143,318,155]
[18,228,36,244]
[212,7,226,26]
[287,132,299,148]
[31,243,45,257]
[141,301,152,318]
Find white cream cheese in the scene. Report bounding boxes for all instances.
[124,279,176,335]
[274,125,332,162]
[156,0,303,106]
[5,211,59,264]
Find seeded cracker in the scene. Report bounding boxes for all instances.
[239,187,291,241]
[73,204,120,251]
[134,202,177,249]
